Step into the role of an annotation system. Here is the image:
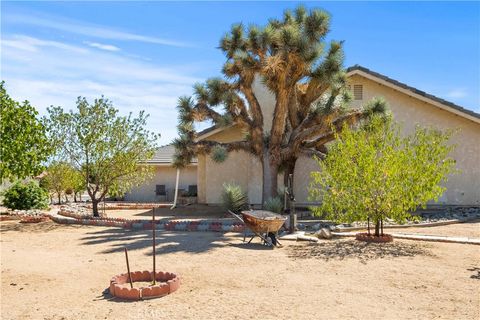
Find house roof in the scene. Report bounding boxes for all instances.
[146,144,197,165]
[196,65,480,141]
[347,64,480,123]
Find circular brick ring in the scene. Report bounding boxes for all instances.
[109,270,180,300]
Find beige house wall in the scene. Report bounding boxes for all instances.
[197,74,480,206]
[348,74,480,205]
[125,165,197,202]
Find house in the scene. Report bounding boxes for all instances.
[127,65,480,206]
[124,144,197,203]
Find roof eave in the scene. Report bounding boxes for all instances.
[347,65,480,125]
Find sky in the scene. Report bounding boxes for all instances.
[1,1,479,145]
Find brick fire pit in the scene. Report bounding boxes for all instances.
[109,270,180,300]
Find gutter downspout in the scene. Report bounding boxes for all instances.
[171,168,180,209]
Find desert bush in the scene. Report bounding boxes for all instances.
[264,196,283,214]
[221,182,248,214]
[2,181,49,210]
[309,115,456,237]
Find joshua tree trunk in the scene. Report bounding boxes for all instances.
[262,149,279,204]
[57,193,61,204]
[283,160,296,188]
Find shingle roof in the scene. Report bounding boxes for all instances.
[347,64,480,120]
[147,144,197,164]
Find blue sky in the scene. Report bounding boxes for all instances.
[1,1,479,145]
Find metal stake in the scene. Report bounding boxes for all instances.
[124,248,133,289]
[152,207,156,285]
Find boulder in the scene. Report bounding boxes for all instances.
[315,228,332,239]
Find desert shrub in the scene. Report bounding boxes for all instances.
[2,181,50,210]
[221,182,248,213]
[264,196,283,214]
[309,115,456,237]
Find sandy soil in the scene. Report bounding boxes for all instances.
[1,220,479,320]
[390,221,480,238]
[101,205,228,220]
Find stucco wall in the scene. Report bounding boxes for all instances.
[348,74,480,205]
[124,165,197,202]
[197,126,283,205]
[199,74,480,206]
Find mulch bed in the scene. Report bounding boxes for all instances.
[355,232,393,243]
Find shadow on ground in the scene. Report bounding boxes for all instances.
[79,228,229,255]
[286,239,434,264]
[467,267,480,280]
[0,221,84,233]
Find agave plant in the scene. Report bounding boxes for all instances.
[263,196,284,214]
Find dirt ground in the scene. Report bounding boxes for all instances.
[1,221,479,320]
[389,221,480,238]
[100,205,228,220]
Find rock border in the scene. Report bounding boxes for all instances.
[51,207,246,232]
[109,271,180,300]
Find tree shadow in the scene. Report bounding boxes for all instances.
[467,267,480,280]
[0,220,84,233]
[79,228,229,255]
[286,239,434,264]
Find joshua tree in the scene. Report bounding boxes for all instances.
[174,6,386,203]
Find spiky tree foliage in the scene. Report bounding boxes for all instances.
[221,182,249,214]
[174,6,387,203]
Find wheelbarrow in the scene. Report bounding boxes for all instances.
[229,210,286,247]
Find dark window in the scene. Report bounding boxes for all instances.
[188,185,198,197]
[155,185,166,196]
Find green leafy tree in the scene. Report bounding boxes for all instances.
[41,162,83,204]
[45,97,159,216]
[174,6,386,203]
[0,81,52,181]
[309,115,456,237]
[70,169,86,202]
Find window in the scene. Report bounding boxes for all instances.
[353,85,363,100]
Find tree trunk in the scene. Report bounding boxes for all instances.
[73,193,77,203]
[57,193,61,204]
[92,199,100,217]
[283,160,296,188]
[262,150,279,205]
[374,219,381,237]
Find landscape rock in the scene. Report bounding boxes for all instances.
[315,228,333,239]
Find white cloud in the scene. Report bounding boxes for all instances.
[1,34,200,145]
[4,13,191,48]
[445,88,468,99]
[84,41,120,52]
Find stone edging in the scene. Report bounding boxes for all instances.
[332,217,479,232]
[85,203,172,210]
[332,231,480,245]
[51,209,245,232]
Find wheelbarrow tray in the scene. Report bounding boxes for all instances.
[241,210,286,235]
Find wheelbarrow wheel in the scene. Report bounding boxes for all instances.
[267,232,277,246]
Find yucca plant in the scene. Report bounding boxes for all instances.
[221,182,248,214]
[173,5,387,204]
[263,196,284,214]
